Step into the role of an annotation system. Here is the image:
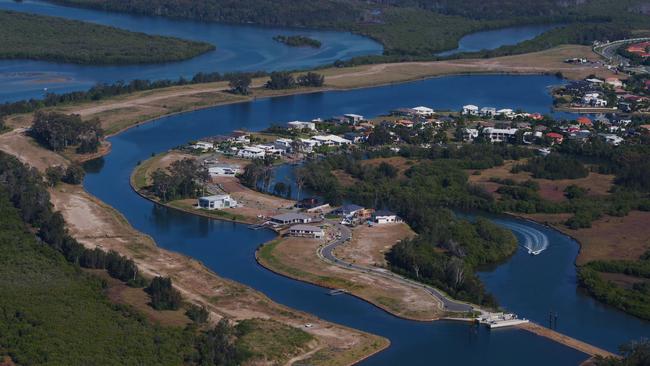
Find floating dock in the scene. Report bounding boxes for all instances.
[328,289,348,296]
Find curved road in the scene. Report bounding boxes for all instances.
[318,220,475,314]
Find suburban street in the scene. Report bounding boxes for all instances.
[318,220,475,314]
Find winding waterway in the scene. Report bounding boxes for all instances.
[82,75,649,364]
[0,0,382,102]
[436,24,562,57]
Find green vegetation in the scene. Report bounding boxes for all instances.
[593,339,650,366]
[0,150,316,365]
[31,111,103,154]
[0,10,214,65]
[46,0,650,59]
[0,192,196,365]
[273,35,322,48]
[513,154,589,180]
[578,250,650,321]
[150,158,209,202]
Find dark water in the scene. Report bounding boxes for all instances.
[437,24,561,57]
[0,0,381,102]
[82,75,648,364]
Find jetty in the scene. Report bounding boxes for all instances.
[517,322,617,358]
[478,313,529,328]
[328,289,348,296]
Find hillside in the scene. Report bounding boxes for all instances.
[0,10,214,65]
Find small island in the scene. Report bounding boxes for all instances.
[273,35,322,48]
[0,10,214,65]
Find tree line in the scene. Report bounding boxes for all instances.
[31,111,104,154]
[150,158,209,202]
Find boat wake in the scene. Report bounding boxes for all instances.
[494,220,549,256]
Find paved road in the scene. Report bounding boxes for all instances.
[318,220,475,313]
[593,37,650,74]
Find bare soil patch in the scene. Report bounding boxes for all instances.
[259,233,442,321]
[469,160,614,202]
[0,128,68,171]
[335,223,415,267]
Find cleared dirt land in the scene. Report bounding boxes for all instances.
[334,223,415,267]
[258,228,442,321]
[468,160,614,202]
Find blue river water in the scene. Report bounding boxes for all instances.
[437,24,562,57]
[0,0,382,102]
[82,75,649,364]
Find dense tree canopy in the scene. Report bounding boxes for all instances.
[31,111,103,153]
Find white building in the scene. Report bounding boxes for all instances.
[599,133,624,146]
[287,121,316,131]
[274,138,294,152]
[197,195,238,210]
[208,166,239,177]
[463,128,479,141]
[582,93,608,107]
[192,141,214,151]
[462,105,479,116]
[497,109,515,118]
[411,106,435,117]
[237,146,266,159]
[271,213,312,225]
[372,210,400,224]
[288,225,324,239]
[344,114,364,124]
[480,107,497,117]
[483,127,518,143]
[312,135,352,146]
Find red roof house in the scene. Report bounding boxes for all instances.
[577,116,593,126]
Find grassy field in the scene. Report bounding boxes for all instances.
[0,10,214,65]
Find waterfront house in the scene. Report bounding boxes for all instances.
[312,135,353,146]
[270,213,313,225]
[287,121,316,131]
[344,114,365,125]
[462,105,479,116]
[480,107,497,117]
[412,106,435,117]
[372,210,400,224]
[198,195,238,210]
[192,141,214,151]
[288,225,324,239]
[497,108,515,118]
[274,138,294,152]
[577,116,593,127]
[237,146,266,159]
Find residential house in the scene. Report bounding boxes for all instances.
[605,78,623,88]
[344,114,365,125]
[287,121,316,131]
[546,132,564,145]
[312,135,352,146]
[270,213,313,225]
[391,108,417,117]
[497,109,515,118]
[372,210,400,224]
[480,107,497,117]
[192,141,214,151]
[208,166,239,177]
[274,138,294,152]
[197,195,238,210]
[288,225,324,239]
[482,127,518,143]
[412,106,435,117]
[598,133,624,146]
[237,146,266,159]
[462,105,479,116]
[463,128,479,141]
[336,204,364,218]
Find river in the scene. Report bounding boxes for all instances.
[436,24,562,57]
[82,74,649,365]
[0,0,382,102]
